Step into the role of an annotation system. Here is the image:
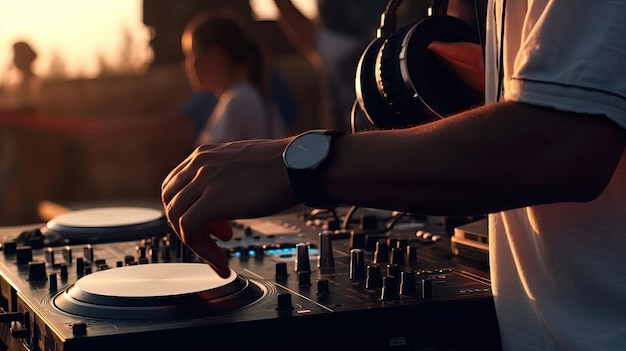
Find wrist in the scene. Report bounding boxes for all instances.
[282,130,347,208]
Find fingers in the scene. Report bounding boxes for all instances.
[181,226,231,278]
[166,184,233,278]
[178,218,233,278]
[161,144,219,205]
[161,162,196,206]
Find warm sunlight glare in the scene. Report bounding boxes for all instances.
[250,0,318,20]
[0,0,152,80]
[0,0,318,82]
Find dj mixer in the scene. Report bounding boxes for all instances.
[0,206,500,351]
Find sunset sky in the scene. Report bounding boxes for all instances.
[0,0,316,81]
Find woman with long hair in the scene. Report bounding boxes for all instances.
[182,11,287,144]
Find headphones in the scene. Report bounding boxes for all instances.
[354,0,484,130]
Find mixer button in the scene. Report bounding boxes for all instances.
[72,322,87,336]
[59,264,68,280]
[124,255,135,265]
[44,247,55,265]
[28,261,47,281]
[28,235,44,249]
[49,273,58,292]
[83,245,94,264]
[16,246,33,265]
[136,245,147,259]
[63,246,72,264]
[76,257,85,276]
[2,241,17,255]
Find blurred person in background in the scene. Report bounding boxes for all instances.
[0,41,41,111]
[271,0,385,131]
[182,10,288,144]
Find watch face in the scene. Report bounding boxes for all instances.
[284,132,331,170]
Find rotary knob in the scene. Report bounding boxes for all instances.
[421,278,433,299]
[400,271,417,297]
[275,262,288,280]
[349,249,365,281]
[390,247,404,266]
[380,276,399,301]
[317,231,334,269]
[276,293,294,312]
[294,243,310,273]
[349,231,366,250]
[373,241,389,264]
[316,279,330,295]
[365,265,382,291]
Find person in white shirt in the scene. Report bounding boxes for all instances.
[182,11,287,145]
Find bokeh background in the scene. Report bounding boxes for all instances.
[0,0,428,225]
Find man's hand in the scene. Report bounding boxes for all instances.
[161,138,299,277]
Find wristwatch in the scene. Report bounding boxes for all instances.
[282,129,347,208]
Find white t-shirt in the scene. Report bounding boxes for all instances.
[196,82,287,145]
[485,1,626,350]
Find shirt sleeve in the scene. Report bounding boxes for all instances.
[506,0,626,129]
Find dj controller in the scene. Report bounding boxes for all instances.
[0,206,501,351]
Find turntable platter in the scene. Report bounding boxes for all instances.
[46,207,169,243]
[53,263,266,319]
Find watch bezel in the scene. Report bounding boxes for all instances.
[283,130,332,170]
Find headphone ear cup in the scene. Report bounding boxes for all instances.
[354,37,391,129]
[371,15,484,129]
[376,22,439,129]
[355,13,483,130]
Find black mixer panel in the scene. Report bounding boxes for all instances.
[0,207,500,351]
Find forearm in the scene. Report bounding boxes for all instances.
[321,101,625,215]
